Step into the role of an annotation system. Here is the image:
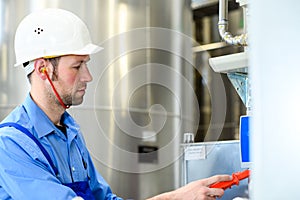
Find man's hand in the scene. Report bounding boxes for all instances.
[147,175,232,200]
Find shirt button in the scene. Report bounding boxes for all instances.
[72,167,75,172]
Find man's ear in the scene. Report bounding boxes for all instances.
[34,58,48,80]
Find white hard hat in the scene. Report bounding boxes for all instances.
[14,8,103,73]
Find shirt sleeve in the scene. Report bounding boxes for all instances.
[0,130,77,200]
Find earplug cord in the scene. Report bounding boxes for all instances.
[41,68,70,109]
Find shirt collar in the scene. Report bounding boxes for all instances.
[22,93,79,139]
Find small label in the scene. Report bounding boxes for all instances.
[138,145,158,163]
[185,146,206,160]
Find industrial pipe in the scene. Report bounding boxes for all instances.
[218,0,248,46]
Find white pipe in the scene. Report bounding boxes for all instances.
[218,0,248,46]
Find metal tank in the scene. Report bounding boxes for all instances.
[0,0,195,199]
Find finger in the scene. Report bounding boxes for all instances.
[206,187,225,197]
[196,193,217,200]
[206,197,216,200]
[205,195,218,200]
[197,186,225,199]
[202,175,232,186]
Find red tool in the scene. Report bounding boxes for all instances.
[210,169,250,190]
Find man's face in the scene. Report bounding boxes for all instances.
[51,55,92,106]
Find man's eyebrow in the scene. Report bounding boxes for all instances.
[73,58,90,65]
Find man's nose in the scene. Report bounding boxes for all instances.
[81,66,93,82]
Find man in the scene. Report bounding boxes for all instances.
[0,8,231,200]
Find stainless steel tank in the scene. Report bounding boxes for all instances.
[0,0,195,199]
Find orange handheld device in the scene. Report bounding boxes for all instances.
[210,169,250,190]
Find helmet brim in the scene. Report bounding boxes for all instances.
[14,43,103,67]
[72,43,103,56]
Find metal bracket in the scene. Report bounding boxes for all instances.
[227,72,250,108]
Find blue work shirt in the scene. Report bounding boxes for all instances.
[0,94,122,200]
